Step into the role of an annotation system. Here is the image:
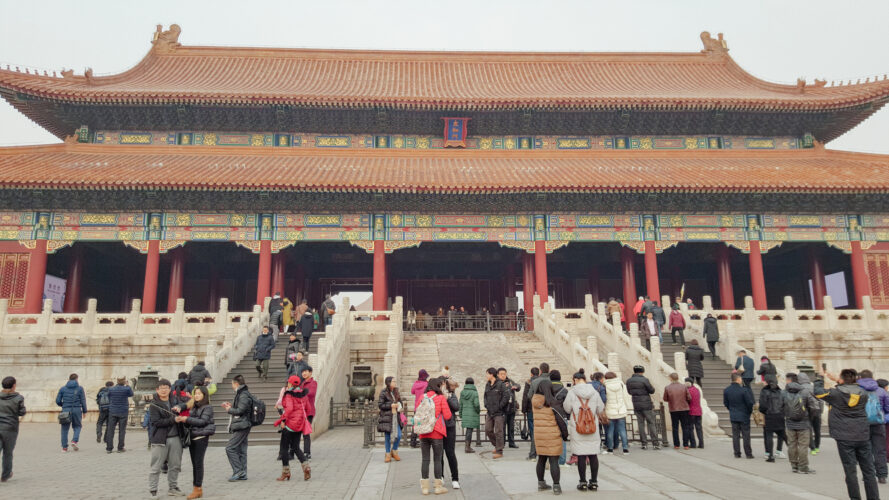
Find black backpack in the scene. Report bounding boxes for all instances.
[783,392,807,421]
[97,389,110,408]
[249,395,266,426]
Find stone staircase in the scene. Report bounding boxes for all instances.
[399,330,573,412]
[209,331,325,447]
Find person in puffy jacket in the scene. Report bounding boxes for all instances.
[685,378,704,449]
[56,373,87,452]
[604,372,630,454]
[857,369,889,483]
[188,362,211,389]
[222,375,253,481]
[253,326,276,381]
[106,377,133,453]
[703,314,719,358]
[758,377,786,462]
[685,340,706,387]
[175,385,214,499]
[410,369,429,448]
[783,373,819,475]
[418,377,452,495]
[442,377,462,490]
[668,305,686,346]
[0,376,25,483]
[626,366,659,449]
[299,366,317,460]
[274,375,310,482]
[564,370,605,492]
[459,378,480,453]
[798,372,824,454]
[378,376,403,463]
[663,373,691,449]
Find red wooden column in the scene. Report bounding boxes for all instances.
[850,241,871,309]
[717,245,735,309]
[23,239,48,314]
[62,245,84,313]
[749,241,768,310]
[534,240,548,304]
[588,266,600,306]
[522,252,535,329]
[373,240,387,310]
[166,248,185,312]
[809,247,827,310]
[505,263,516,297]
[643,241,661,305]
[293,264,306,305]
[621,246,637,324]
[256,240,272,307]
[141,240,161,314]
[271,253,286,297]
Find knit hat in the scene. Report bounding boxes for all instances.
[288,375,301,386]
[418,369,429,381]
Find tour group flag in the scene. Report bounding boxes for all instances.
[442,117,471,148]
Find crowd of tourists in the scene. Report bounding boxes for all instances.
[404,305,527,331]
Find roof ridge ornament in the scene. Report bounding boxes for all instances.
[152,24,181,54]
[700,31,728,56]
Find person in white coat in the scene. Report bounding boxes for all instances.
[563,369,606,492]
[603,372,631,454]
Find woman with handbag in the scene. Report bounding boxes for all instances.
[174,385,215,499]
[274,375,311,482]
[377,376,403,463]
[564,369,606,492]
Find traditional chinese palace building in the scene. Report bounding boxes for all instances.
[1,26,889,318]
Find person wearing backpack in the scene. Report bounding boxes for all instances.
[221,374,254,482]
[758,376,787,462]
[784,373,819,474]
[415,377,452,495]
[816,368,878,500]
[858,369,889,483]
[95,381,112,444]
[563,369,605,492]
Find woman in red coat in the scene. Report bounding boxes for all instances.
[274,375,311,482]
[417,377,452,495]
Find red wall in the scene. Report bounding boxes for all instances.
[865,242,889,310]
[0,241,41,313]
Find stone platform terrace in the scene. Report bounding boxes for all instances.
[0,422,871,499]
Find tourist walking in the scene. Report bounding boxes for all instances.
[626,366,659,450]
[416,377,452,495]
[147,379,185,497]
[759,376,787,462]
[564,369,605,492]
[175,385,215,499]
[484,367,509,459]
[638,311,657,351]
[757,356,777,384]
[187,362,211,389]
[253,326,275,381]
[703,314,719,358]
[604,372,630,454]
[287,350,309,378]
[300,308,315,352]
[442,377,461,489]
[96,381,112,444]
[734,350,755,389]
[663,372,691,449]
[606,297,621,326]
[459,377,480,453]
[783,373,818,474]
[378,376,403,463]
[816,369,879,500]
[652,302,666,344]
[668,304,686,345]
[549,371,569,465]
[686,378,704,448]
[268,292,284,338]
[222,375,253,481]
[498,368,521,449]
[0,376,25,483]
[411,369,429,448]
[532,369,564,494]
[858,369,889,483]
[591,372,608,437]
[56,373,87,452]
[284,332,301,368]
[798,372,823,455]
[274,375,311,482]
[724,373,754,458]
[321,294,336,327]
[879,379,889,463]
[300,366,317,459]
[106,377,133,453]
[282,296,294,333]
[522,367,541,459]
[685,340,705,387]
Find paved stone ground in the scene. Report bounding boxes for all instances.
[2,423,886,499]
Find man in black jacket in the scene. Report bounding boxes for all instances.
[222,375,253,481]
[484,367,509,459]
[0,376,26,483]
[147,379,185,497]
[253,326,276,381]
[95,381,112,444]
[724,373,754,459]
[498,368,521,449]
[626,366,660,449]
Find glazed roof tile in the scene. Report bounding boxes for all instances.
[1,143,888,194]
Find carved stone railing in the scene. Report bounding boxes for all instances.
[309,297,353,436]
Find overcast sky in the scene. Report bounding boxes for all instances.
[1,0,887,152]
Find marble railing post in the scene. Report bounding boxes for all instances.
[824,296,837,330]
[743,296,756,331]
[587,336,599,364]
[863,296,877,330]
[661,294,671,312]
[597,302,606,316]
[724,322,737,361]
[0,299,7,336]
[216,298,229,335]
[650,336,662,363]
[629,322,640,347]
[83,298,97,335]
[754,331,766,360]
[673,351,688,379]
[607,352,622,380]
[610,312,621,332]
[172,298,185,332]
[37,299,53,334]
[702,295,713,314]
[127,299,141,334]
[783,296,798,330]
[584,294,593,309]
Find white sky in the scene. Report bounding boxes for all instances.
[1,0,887,152]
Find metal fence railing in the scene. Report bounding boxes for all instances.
[403,314,528,332]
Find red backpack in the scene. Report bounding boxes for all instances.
[575,397,597,435]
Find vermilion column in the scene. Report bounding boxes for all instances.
[522,252,535,329]
[24,238,48,314]
[373,240,387,310]
[141,240,160,314]
[534,240,548,304]
[809,247,827,310]
[717,245,735,309]
[643,241,661,305]
[505,263,516,297]
[271,253,286,297]
[62,245,84,313]
[256,240,272,307]
[621,246,637,324]
[167,248,185,313]
[850,241,871,309]
[749,241,767,310]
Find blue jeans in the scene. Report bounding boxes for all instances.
[606,417,628,451]
[60,410,83,449]
[384,424,402,453]
[559,441,567,465]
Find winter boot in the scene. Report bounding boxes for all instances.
[385,452,391,463]
[391,450,401,461]
[420,478,430,495]
[276,466,291,481]
[186,487,203,499]
[301,462,311,481]
[465,441,475,453]
[433,478,448,495]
